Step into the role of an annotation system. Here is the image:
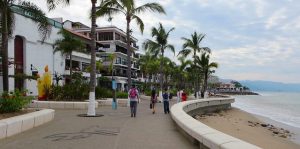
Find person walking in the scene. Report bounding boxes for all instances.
[150,88,157,114]
[162,89,170,114]
[177,89,181,103]
[181,89,187,102]
[128,85,139,117]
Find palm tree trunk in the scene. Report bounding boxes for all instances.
[159,49,164,91]
[201,72,208,98]
[158,49,164,102]
[193,51,199,98]
[1,9,9,91]
[69,53,72,82]
[126,17,132,90]
[87,0,97,116]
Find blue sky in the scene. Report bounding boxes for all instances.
[31,0,300,83]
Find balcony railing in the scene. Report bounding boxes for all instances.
[102,72,137,78]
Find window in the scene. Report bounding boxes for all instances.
[115,33,120,40]
[82,62,90,72]
[116,57,121,64]
[99,32,113,41]
[101,55,109,62]
[102,44,110,48]
[65,60,80,71]
[122,58,127,65]
[121,36,126,42]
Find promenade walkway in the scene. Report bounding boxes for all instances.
[0,97,197,149]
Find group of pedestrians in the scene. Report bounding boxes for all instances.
[128,85,188,117]
[150,88,171,114]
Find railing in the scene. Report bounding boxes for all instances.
[102,73,137,78]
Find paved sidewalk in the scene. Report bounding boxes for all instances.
[0,97,197,149]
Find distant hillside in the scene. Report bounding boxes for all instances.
[239,80,300,92]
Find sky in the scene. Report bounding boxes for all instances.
[30,0,300,83]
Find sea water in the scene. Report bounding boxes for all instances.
[232,92,300,129]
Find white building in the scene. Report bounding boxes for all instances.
[64,22,141,91]
[0,6,100,95]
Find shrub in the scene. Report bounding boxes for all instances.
[0,91,32,113]
[116,92,128,98]
[49,72,89,101]
[144,90,152,96]
[95,87,113,99]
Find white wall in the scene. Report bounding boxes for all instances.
[1,13,64,95]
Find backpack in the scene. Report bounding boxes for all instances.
[129,88,137,98]
[163,93,168,100]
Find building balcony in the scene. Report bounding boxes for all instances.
[64,69,101,78]
[102,73,137,79]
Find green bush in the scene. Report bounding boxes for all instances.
[144,90,152,96]
[95,87,128,99]
[116,92,128,98]
[0,91,32,113]
[95,87,113,99]
[49,72,89,101]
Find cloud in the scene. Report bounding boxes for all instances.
[27,0,300,83]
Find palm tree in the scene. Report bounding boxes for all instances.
[53,29,84,82]
[195,53,218,98]
[46,0,110,116]
[138,52,154,87]
[107,53,116,77]
[144,23,175,93]
[178,31,211,98]
[97,0,165,90]
[177,56,192,89]
[0,1,52,91]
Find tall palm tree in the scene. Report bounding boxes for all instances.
[97,0,165,90]
[195,53,218,98]
[138,52,153,87]
[144,23,175,93]
[46,0,109,116]
[53,29,84,82]
[178,31,211,97]
[0,1,51,91]
[177,56,192,89]
[107,53,116,77]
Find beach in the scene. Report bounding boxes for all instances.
[196,108,300,149]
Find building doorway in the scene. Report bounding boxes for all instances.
[14,36,24,90]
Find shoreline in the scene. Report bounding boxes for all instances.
[196,107,300,149]
[253,111,300,145]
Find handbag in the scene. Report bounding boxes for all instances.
[150,103,153,109]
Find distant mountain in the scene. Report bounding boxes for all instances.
[239,80,300,92]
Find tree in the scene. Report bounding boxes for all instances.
[97,0,165,90]
[47,0,110,116]
[53,29,84,82]
[0,1,51,91]
[138,52,154,87]
[107,53,116,77]
[195,53,218,98]
[178,31,211,98]
[177,56,192,89]
[144,23,175,92]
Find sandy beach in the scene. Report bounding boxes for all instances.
[196,108,300,149]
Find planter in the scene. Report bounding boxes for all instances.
[28,100,98,109]
[0,109,54,139]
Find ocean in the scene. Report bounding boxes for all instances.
[232,92,300,129]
